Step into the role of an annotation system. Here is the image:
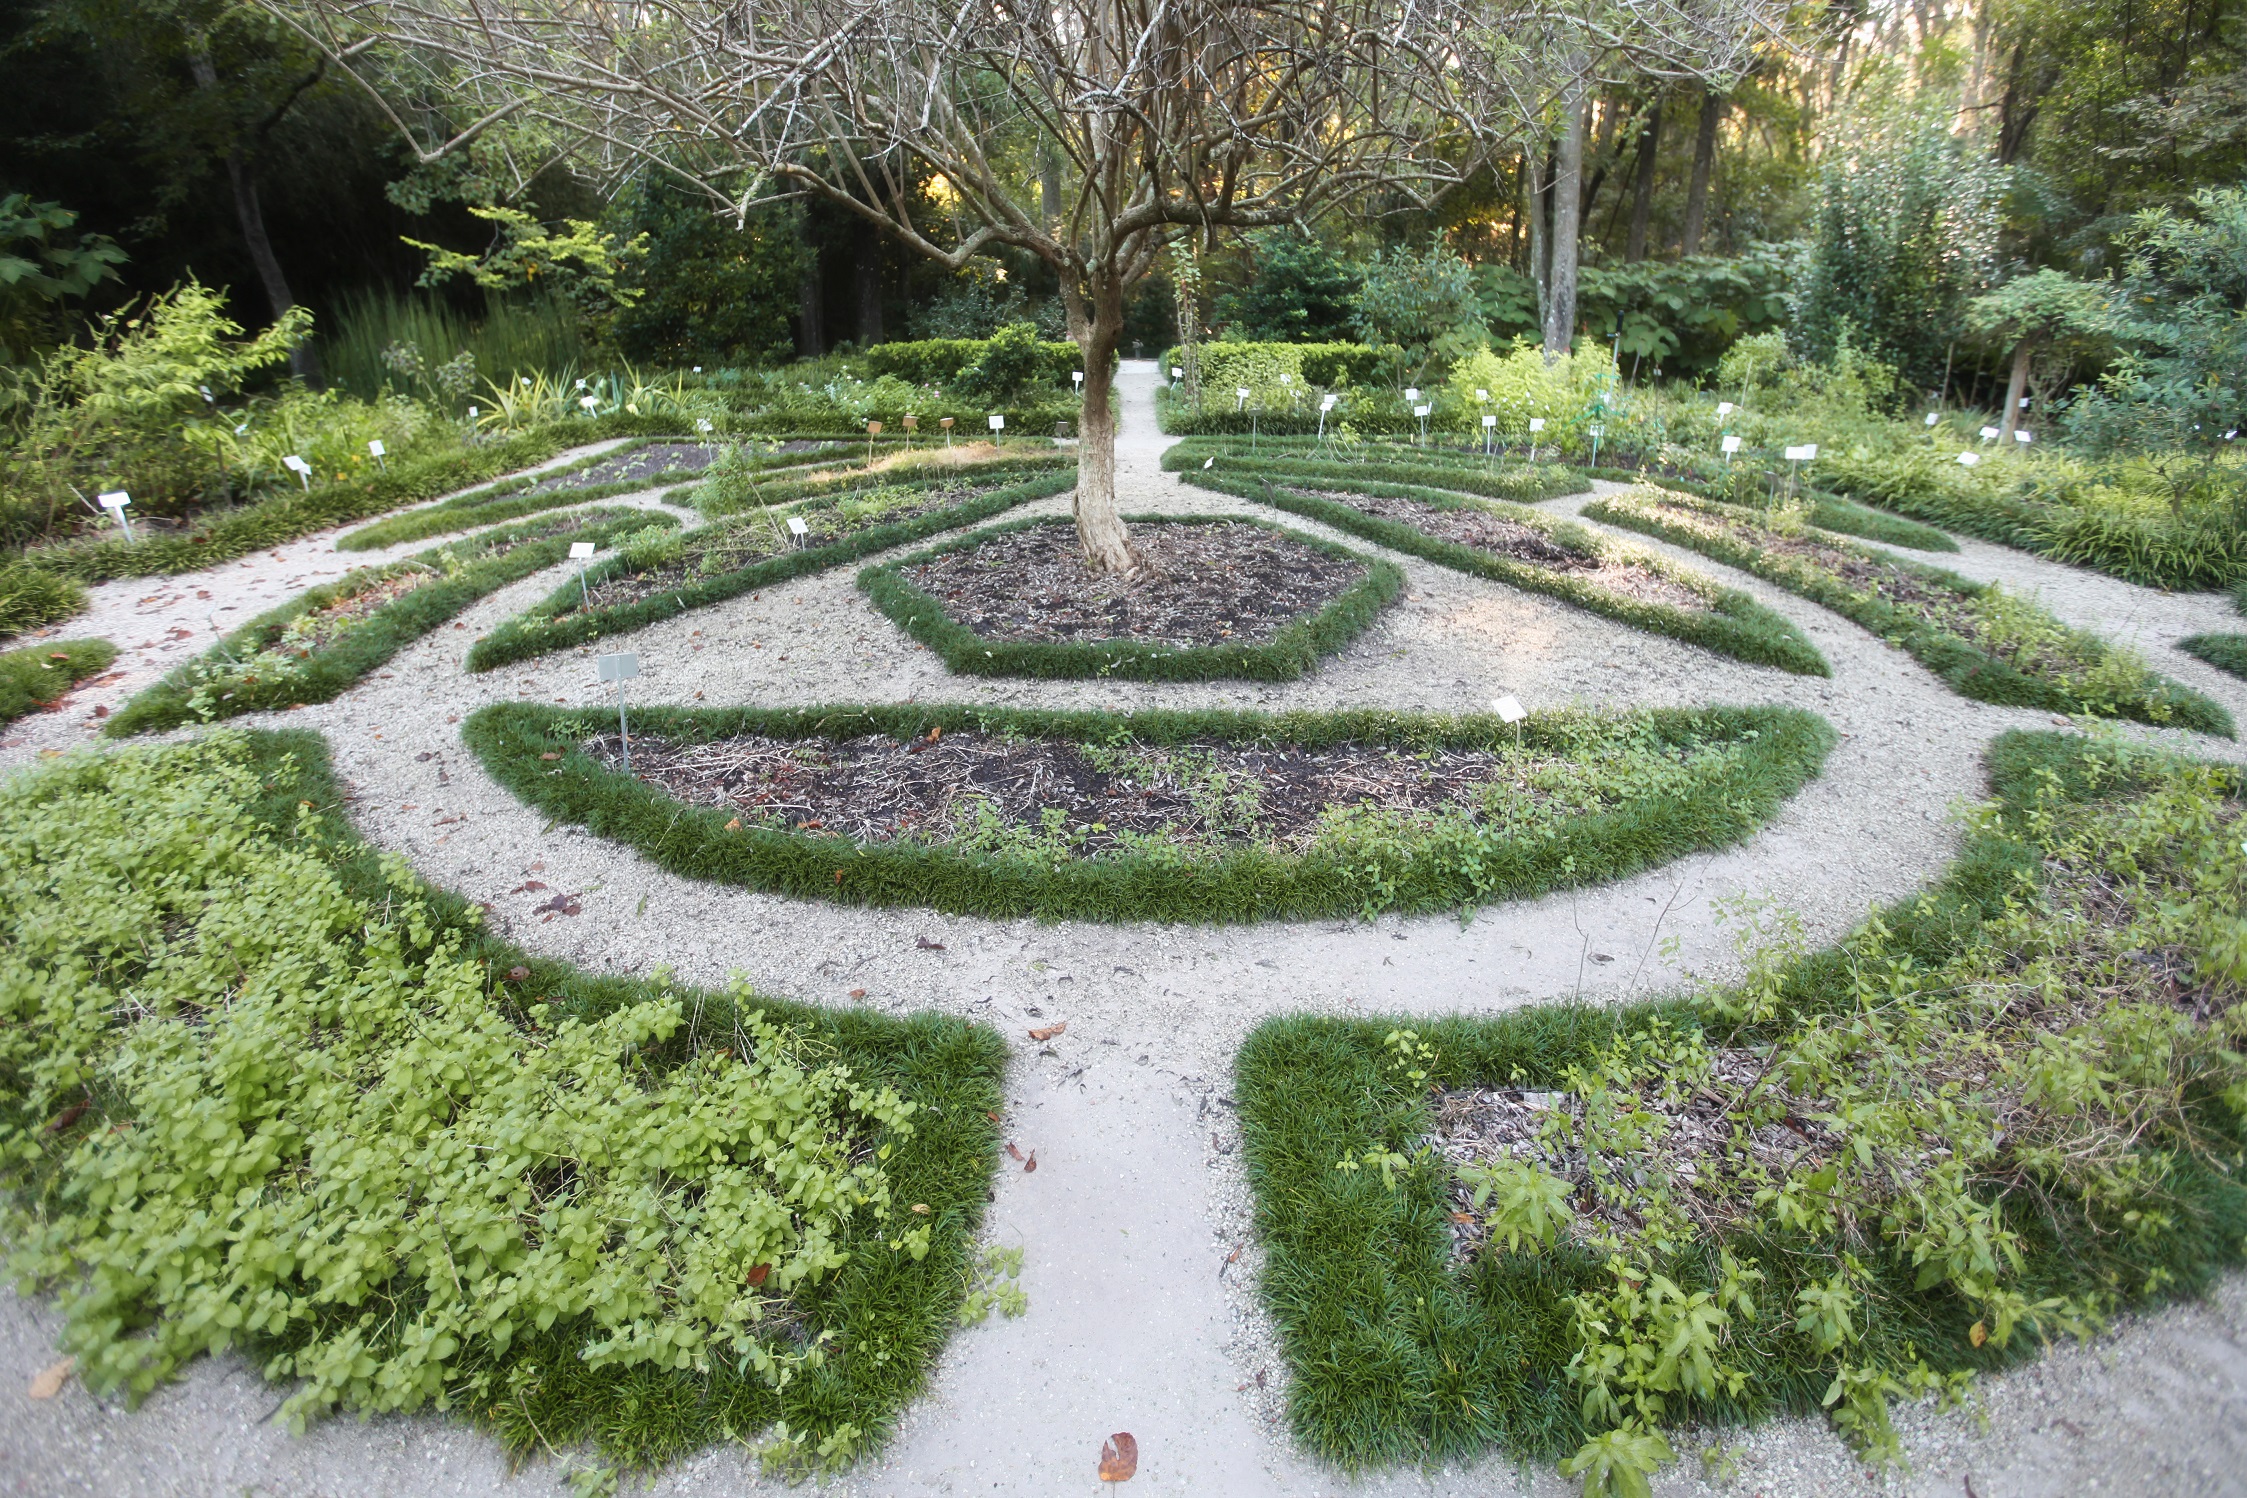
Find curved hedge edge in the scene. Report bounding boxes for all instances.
[465,468,1078,673]
[1161,443,1591,505]
[1573,463,1962,553]
[1585,489,2236,739]
[0,637,119,725]
[2180,633,2247,682]
[464,700,1836,924]
[693,451,1077,520]
[79,726,1008,1469]
[336,436,718,552]
[1179,468,1831,679]
[104,510,676,738]
[1232,727,2247,1469]
[857,512,1403,683]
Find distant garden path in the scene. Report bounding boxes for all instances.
[6,363,2246,1497]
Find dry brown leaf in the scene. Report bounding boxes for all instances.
[910,1203,930,1214]
[849,988,867,999]
[1004,1142,1025,1162]
[27,1357,73,1399]
[746,1263,771,1288]
[724,817,742,832]
[1098,1431,1137,1482]
[1970,1320,1988,1348]
[1027,1022,1067,1042]
[539,752,561,761]
[1023,1151,1037,1173]
[986,1110,1002,1125]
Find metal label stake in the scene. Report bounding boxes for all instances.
[599,653,641,773]
[97,490,134,542]
[569,540,597,608]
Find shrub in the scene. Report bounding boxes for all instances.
[0,637,114,723]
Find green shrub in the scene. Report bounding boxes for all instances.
[0,637,114,723]
[2180,634,2247,681]
[862,333,1084,386]
[0,560,89,641]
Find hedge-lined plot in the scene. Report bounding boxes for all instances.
[860,514,1402,682]
[1161,440,1589,506]
[0,729,1009,1475]
[106,509,674,736]
[336,438,729,550]
[1237,731,2247,1484]
[1181,468,1829,677]
[466,466,1077,671]
[0,638,117,725]
[2181,633,2247,682]
[467,700,1833,923]
[1585,485,2233,736]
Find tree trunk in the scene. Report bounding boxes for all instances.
[855,243,883,346]
[1681,89,1724,255]
[1528,142,1552,333]
[190,47,317,383]
[1040,150,1064,230]
[1625,98,1662,263]
[2000,339,2031,441]
[1070,275,1137,574]
[1543,85,1589,359]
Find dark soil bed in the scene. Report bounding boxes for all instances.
[1301,488,1710,611]
[900,520,1366,649]
[524,442,723,496]
[593,728,1572,857]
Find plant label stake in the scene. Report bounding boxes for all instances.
[283,454,311,490]
[368,439,387,471]
[1717,401,1734,417]
[2014,429,2033,445]
[1782,443,1816,503]
[866,419,882,461]
[697,418,713,436]
[1414,404,1430,447]
[1317,392,1338,444]
[988,414,1004,436]
[1482,412,1497,459]
[569,541,597,607]
[1588,422,1605,466]
[1979,425,1999,443]
[1528,417,1545,463]
[97,490,134,542]
[579,395,598,413]
[1171,365,1183,386]
[1924,411,1941,427]
[1493,694,1526,748]
[941,416,955,447]
[903,414,917,444]
[1721,434,1743,465]
[599,653,640,773]
[466,404,478,441]
[1072,370,1085,397]
[1956,451,1981,466]
[787,515,809,549]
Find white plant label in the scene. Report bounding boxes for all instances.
[1236,386,1251,406]
[367,439,386,458]
[1492,695,1527,724]
[1722,435,1743,454]
[569,542,597,560]
[283,455,309,473]
[98,490,130,511]
[787,516,809,536]
[1072,371,1084,386]
[1202,457,1215,469]
[1717,401,1735,416]
[1784,444,1817,461]
[1957,451,1981,466]
[1171,366,1183,379]
[1475,388,1489,401]
[2015,430,2033,443]
[1482,414,1497,428]
[1404,388,1419,402]
[598,653,640,682]
[1320,394,1338,411]
[467,405,478,421]
[1279,372,1292,384]
[1528,418,1546,433]
[1980,425,2000,441]
[579,396,597,411]
[1414,404,1430,418]
[988,414,1005,431]
[1924,412,1941,426]
[696,419,712,434]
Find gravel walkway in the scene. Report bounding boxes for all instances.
[6,371,2247,1498]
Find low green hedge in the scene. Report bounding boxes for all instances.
[105,510,674,737]
[1235,729,2247,1472]
[1180,469,1830,677]
[0,562,90,643]
[1162,443,1589,505]
[466,467,1077,672]
[1585,487,2234,737]
[1157,341,1386,389]
[466,701,1834,924]
[863,336,1089,386]
[0,637,117,724]
[1576,464,1959,552]
[2180,633,2247,681]
[858,513,1402,682]
[697,451,1076,519]
[0,727,1008,1473]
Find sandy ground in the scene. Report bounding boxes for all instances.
[5,365,2246,1498]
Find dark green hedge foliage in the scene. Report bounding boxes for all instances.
[0,637,117,724]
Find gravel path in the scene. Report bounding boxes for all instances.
[6,370,2247,1497]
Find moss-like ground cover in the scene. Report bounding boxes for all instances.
[466,700,1833,923]
[1238,730,2247,1484]
[859,513,1403,682]
[1585,486,2233,736]
[0,729,1008,1477]
[104,509,675,737]
[0,638,117,724]
[2181,633,2247,681]
[466,466,1077,672]
[1180,468,1830,677]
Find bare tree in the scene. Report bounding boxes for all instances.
[269,0,1522,572]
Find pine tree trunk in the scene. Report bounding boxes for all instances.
[1071,279,1137,575]
[1681,89,1725,255]
[1543,86,1589,359]
[1625,99,1662,263]
[2000,340,2031,441]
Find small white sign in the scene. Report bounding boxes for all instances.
[579,395,598,411]
[1528,418,1546,433]
[368,439,386,458]
[1924,412,1941,426]
[1072,370,1085,386]
[1492,695,1527,724]
[1414,404,1430,418]
[597,653,640,682]
[1320,394,1338,411]
[1482,414,1497,428]
[1171,366,1183,379]
[1722,435,1743,454]
[1279,372,1292,384]
[1783,444,1817,461]
[282,454,310,474]
[2014,430,2033,444]
[787,515,809,536]
[1475,388,1489,401]
[696,418,713,434]
[1717,401,1735,416]
[988,414,1005,431]
[1957,451,1981,466]
[1979,425,2000,441]
[1236,386,1251,403]
[568,541,596,560]
[1202,457,1215,469]
[98,490,130,511]
[1404,387,1419,402]
[467,405,478,422]
[2019,396,2031,409]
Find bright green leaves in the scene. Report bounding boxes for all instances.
[1456,1157,1573,1255]
[1557,1423,1675,1498]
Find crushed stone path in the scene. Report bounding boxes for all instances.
[6,368,2247,1497]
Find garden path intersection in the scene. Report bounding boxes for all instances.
[5,363,2247,1497]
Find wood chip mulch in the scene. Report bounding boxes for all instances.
[900,520,1368,649]
[1304,488,1711,612]
[593,728,1573,856]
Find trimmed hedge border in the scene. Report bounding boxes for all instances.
[0,637,117,724]
[1585,486,2235,738]
[335,437,729,551]
[695,451,1076,519]
[1234,729,2247,1469]
[1161,442,1589,505]
[104,509,675,737]
[1574,463,1960,552]
[465,700,1834,924]
[1179,468,1831,678]
[466,467,1078,672]
[859,512,1402,682]
[2181,633,2247,681]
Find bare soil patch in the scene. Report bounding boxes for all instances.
[522,441,725,496]
[901,520,1367,649]
[594,728,1566,857]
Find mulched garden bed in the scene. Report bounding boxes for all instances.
[592,727,1579,857]
[1299,488,1710,612]
[899,520,1367,649]
[522,441,725,496]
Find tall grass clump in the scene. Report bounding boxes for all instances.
[322,289,587,405]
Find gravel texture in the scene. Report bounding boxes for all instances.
[5,371,2247,1498]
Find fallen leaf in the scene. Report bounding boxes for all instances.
[1225,1245,1242,1265]
[911,1203,930,1214]
[540,752,560,761]
[986,1110,1002,1125]
[1970,1320,1988,1348]
[47,652,68,661]
[511,880,548,894]
[90,704,109,719]
[1023,1151,1037,1173]
[849,987,867,999]
[43,1101,88,1134]
[724,817,742,831]
[1027,1022,1067,1042]
[916,935,946,950]
[27,1357,73,1400]
[1449,1211,1475,1224]
[746,1263,771,1288]
[506,966,530,983]
[1004,1142,1025,1162]
[1098,1432,1137,1482]
[928,725,941,742]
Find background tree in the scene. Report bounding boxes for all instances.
[1965,267,2111,440]
[1356,242,1490,388]
[1212,231,1362,343]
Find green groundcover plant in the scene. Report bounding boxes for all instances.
[0,730,1009,1477]
[1584,486,2233,737]
[1160,439,1589,506]
[1177,468,1830,678]
[105,509,675,737]
[2180,634,2247,682]
[1237,730,2247,1492]
[466,466,1077,671]
[0,637,115,724]
[0,562,91,643]
[333,437,725,552]
[465,701,1833,923]
[859,513,1404,683]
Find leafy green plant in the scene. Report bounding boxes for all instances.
[0,562,89,641]
[0,636,115,723]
